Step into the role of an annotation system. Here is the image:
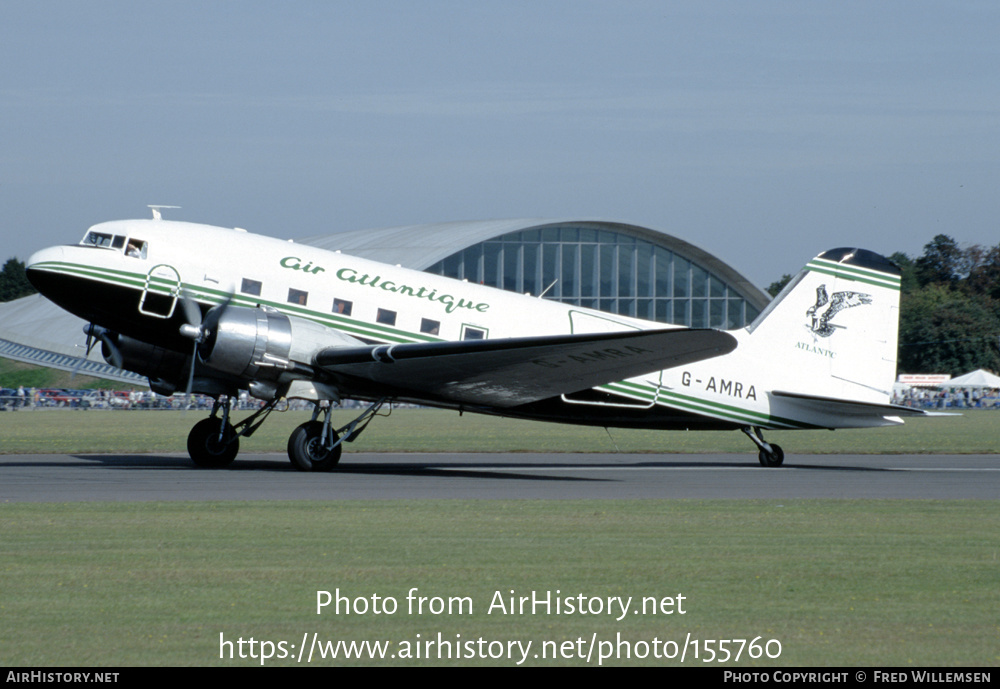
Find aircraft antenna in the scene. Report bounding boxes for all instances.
[148,205,181,220]
[538,279,559,298]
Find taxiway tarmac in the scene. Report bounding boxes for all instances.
[1,452,997,501]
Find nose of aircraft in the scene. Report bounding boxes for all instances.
[25,245,66,295]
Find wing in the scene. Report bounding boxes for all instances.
[314,328,737,408]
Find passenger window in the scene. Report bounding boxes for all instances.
[462,326,487,340]
[333,298,353,316]
[376,308,397,326]
[288,288,308,306]
[241,278,262,296]
[420,318,440,335]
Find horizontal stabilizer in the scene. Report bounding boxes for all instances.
[772,390,929,419]
[316,328,737,407]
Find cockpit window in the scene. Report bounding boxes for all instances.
[80,231,147,258]
[80,232,146,258]
[125,239,147,259]
[82,231,115,248]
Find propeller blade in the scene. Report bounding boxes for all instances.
[186,340,198,407]
[201,293,233,333]
[70,324,98,381]
[178,291,233,350]
[180,293,203,330]
[180,289,233,408]
[194,292,234,361]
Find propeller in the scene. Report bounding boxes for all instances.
[70,325,98,380]
[179,292,206,402]
[76,324,124,371]
[178,290,233,400]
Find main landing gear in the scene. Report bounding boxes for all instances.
[287,398,387,472]
[186,396,275,468]
[742,426,784,467]
[185,396,388,471]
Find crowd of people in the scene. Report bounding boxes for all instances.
[0,387,253,411]
[5,384,999,411]
[892,387,1000,409]
[0,387,376,411]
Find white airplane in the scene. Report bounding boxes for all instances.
[25,212,921,470]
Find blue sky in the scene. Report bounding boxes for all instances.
[3,1,999,287]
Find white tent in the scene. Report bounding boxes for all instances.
[944,369,1000,388]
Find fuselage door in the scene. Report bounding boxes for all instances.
[563,310,662,409]
[138,264,182,319]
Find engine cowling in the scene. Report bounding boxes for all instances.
[197,306,361,384]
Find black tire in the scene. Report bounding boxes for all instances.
[758,443,784,467]
[187,418,239,468]
[287,421,342,472]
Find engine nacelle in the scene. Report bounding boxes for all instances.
[103,334,189,383]
[198,306,359,385]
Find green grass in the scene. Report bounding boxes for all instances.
[2,500,998,666]
[2,408,998,666]
[1,407,998,455]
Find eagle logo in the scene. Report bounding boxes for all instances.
[806,285,872,337]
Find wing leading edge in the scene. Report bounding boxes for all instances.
[315,328,737,407]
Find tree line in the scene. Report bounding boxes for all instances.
[891,236,1000,376]
[3,236,999,376]
[766,235,1000,376]
[0,258,35,302]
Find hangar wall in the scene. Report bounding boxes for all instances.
[419,222,768,329]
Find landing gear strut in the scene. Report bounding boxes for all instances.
[287,398,388,472]
[742,426,784,467]
[185,394,389,471]
[187,398,239,467]
[186,396,278,468]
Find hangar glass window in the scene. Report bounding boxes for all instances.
[424,224,761,329]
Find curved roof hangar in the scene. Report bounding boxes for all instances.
[298,219,770,329]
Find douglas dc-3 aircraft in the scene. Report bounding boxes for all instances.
[25,211,921,470]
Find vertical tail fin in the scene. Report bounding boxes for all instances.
[745,248,901,404]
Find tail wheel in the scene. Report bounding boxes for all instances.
[287,421,342,472]
[758,444,784,467]
[187,418,239,468]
